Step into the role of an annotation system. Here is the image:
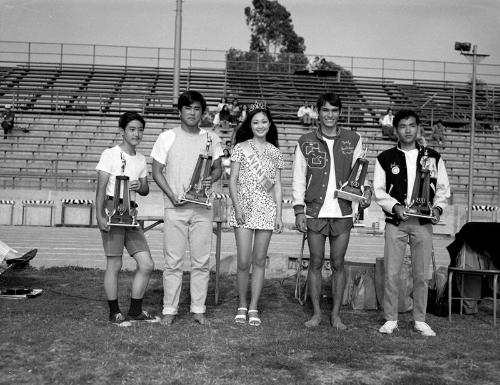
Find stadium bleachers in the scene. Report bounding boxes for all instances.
[0,63,499,205]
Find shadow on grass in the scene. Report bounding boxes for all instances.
[0,266,499,385]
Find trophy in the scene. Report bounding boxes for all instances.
[178,135,213,207]
[405,150,435,220]
[105,153,139,227]
[334,148,369,202]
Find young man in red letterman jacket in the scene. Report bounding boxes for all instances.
[292,92,372,330]
[374,109,450,337]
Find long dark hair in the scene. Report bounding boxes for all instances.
[234,107,279,148]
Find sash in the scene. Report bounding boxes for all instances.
[240,141,275,193]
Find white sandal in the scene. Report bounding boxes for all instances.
[248,310,261,326]
[234,307,247,324]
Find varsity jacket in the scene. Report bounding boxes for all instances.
[292,127,362,218]
[373,144,451,225]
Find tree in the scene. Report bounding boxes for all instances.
[244,0,305,55]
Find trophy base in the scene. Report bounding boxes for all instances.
[107,221,140,228]
[334,189,365,202]
[406,212,436,220]
[178,197,212,207]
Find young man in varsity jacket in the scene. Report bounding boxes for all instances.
[373,109,450,337]
[292,92,372,330]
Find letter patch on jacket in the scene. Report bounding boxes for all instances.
[302,142,326,169]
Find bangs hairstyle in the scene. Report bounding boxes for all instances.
[393,109,420,128]
[119,111,145,130]
[316,92,342,112]
[234,107,279,148]
[178,90,207,113]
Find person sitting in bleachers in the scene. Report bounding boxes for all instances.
[297,102,312,126]
[2,104,15,139]
[229,98,241,124]
[219,104,232,133]
[379,108,397,141]
[431,120,446,148]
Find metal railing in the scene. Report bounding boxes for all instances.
[1,40,500,84]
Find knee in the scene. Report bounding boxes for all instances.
[238,259,251,272]
[330,258,345,273]
[309,256,324,271]
[139,259,154,274]
[252,255,267,269]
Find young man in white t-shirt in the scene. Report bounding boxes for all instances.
[151,91,223,325]
[96,111,159,326]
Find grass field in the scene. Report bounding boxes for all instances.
[0,267,499,385]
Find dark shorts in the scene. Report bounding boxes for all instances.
[100,200,149,257]
[306,217,353,237]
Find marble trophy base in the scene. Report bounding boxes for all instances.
[178,192,212,207]
[405,207,436,220]
[334,186,365,202]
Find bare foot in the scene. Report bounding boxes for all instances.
[331,315,347,330]
[193,313,209,325]
[161,314,176,326]
[304,313,322,328]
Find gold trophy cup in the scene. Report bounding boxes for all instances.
[105,153,139,227]
[334,148,369,202]
[405,151,436,220]
[179,135,213,207]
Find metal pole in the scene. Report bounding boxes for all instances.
[173,0,182,107]
[467,45,477,223]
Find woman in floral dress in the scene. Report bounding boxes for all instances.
[228,101,284,326]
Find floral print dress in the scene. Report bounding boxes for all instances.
[229,140,285,230]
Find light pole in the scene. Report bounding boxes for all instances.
[454,42,489,222]
[173,0,183,108]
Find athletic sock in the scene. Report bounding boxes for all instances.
[108,299,120,316]
[128,298,143,317]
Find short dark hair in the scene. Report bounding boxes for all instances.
[235,106,279,148]
[316,92,342,112]
[393,109,420,128]
[118,111,145,130]
[178,90,207,113]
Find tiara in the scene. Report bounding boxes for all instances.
[248,100,267,112]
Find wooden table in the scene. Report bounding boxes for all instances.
[137,215,224,305]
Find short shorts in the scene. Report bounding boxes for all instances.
[100,200,150,257]
[306,217,353,237]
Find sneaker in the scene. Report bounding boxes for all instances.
[127,310,160,323]
[379,320,398,334]
[414,321,436,337]
[110,312,131,327]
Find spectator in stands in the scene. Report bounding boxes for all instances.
[379,108,397,141]
[96,111,159,327]
[431,119,446,148]
[0,240,37,275]
[151,90,223,326]
[2,104,15,139]
[221,148,231,182]
[292,92,372,330]
[373,109,450,337]
[310,104,318,128]
[229,98,241,124]
[417,126,428,147]
[297,101,312,126]
[219,104,232,132]
[217,97,228,112]
[239,104,248,124]
[229,101,284,326]
[307,56,321,73]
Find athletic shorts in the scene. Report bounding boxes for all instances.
[100,200,150,257]
[306,217,353,237]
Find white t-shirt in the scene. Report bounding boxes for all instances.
[150,126,223,208]
[96,145,148,202]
